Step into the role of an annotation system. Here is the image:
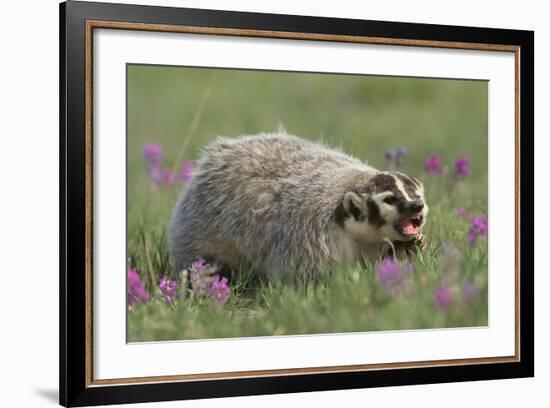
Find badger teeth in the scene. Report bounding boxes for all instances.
[397,215,423,236]
[411,215,423,227]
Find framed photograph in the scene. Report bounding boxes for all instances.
[60,1,534,406]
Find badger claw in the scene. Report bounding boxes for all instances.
[385,234,426,258]
[413,233,426,251]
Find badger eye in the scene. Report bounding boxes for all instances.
[383,196,397,205]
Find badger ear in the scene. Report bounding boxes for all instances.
[343,191,367,221]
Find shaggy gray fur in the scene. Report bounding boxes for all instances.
[169,132,407,280]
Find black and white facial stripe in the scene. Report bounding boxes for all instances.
[366,196,384,226]
[361,172,421,200]
[336,171,425,228]
[392,172,423,202]
[363,172,424,225]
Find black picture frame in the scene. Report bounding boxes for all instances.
[60,1,534,406]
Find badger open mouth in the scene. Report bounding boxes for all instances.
[394,215,423,237]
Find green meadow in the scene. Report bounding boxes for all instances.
[126,65,488,341]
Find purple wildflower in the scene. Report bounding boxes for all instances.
[433,285,453,309]
[149,167,174,185]
[128,268,149,306]
[468,216,488,246]
[456,207,467,218]
[376,258,400,282]
[462,281,479,302]
[424,154,443,175]
[177,160,195,182]
[376,258,415,296]
[192,258,206,270]
[189,258,220,294]
[208,276,230,306]
[143,144,163,166]
[159,276,180,304]
[454,156,470,178]
[385,147,407,168]
[424,154,444,175]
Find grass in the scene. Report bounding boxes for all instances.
[126,65,488,342]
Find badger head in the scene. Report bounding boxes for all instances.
[337,171,428,243]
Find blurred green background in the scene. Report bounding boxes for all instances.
[127,65,488,341]
[128,65,487,194]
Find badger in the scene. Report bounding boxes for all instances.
[169,132,428,280]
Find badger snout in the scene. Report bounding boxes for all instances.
[393,198,426,239]
[399,198,424,216]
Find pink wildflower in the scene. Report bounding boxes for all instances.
[143,144,163,166]
[177,160,195,182]
[159,276,180,304]
[468,216,488,246]
[433,285,453,309]
[208,276,230,306]
[425,154,444,175]
[128,268,149,306]
[454,156,470,178]
[376,258,415,297]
